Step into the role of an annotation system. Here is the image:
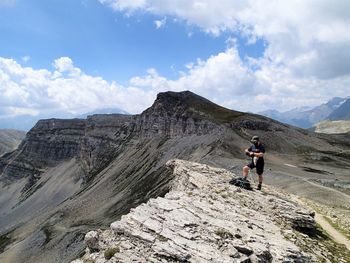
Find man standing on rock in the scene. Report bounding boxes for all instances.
[243,136,265,190]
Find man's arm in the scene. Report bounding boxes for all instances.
[245,148,254,157]
[253,152,264,158]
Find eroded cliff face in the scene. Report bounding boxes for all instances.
[79,114,135,176]
[25,119,86,162]
[0,119,85,186]
[72,160,346,263]
[135,91,224,137]
[0,92,225,186]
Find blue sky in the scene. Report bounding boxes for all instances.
[0,0,349,130]
[0,0,264,82]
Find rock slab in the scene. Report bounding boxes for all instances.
[73,159,317,263]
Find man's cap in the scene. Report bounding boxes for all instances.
[250,136,259,143]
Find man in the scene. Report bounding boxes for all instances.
[243,136,265,190]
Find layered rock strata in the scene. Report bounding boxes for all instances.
[0,119,85,184]
[73,160,316,263]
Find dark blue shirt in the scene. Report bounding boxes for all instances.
[248,143,265,159]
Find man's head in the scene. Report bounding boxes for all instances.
[250,135,260,145]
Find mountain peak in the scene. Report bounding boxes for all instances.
[156,90,196,100]
[151,91,210,111]
[146,91,245,123]
[328,98,350,120]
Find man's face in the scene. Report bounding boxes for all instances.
[252,140,259,146]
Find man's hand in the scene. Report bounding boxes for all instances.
[245,151,254,157]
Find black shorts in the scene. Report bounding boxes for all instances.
[247,158,264,175]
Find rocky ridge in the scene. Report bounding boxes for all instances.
[72,160,320,263]
[328,98,350,121]
[0,92,225,185]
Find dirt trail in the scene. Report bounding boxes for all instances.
[314,211,350,250]
[296,198,350,251]
[273,164,350,249]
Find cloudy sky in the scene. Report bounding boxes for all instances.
[1,0,349,129]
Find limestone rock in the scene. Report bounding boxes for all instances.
[73,160,317,263]
[84,231,100,251]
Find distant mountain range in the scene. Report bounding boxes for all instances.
[259,97,350,128]
[76,107,129,119]
[328,98,350,120]
[2,96,348,132]
[0,108,128,131]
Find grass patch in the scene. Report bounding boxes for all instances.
[296,145,315,155]
[323,215,350,240]
[104,246,120,260]
[157,234,169,242]
[42,226,53,246]
[314,224,350,263]
[0,230,15,253]
[220,193,229,199]
[292,223,350,263]
[215,228,233,239]
[306,200,350,240]
[214,188,225,194]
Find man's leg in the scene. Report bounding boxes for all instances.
[243,165,250,179]
[256,160,264,190]
[256,173,263,190]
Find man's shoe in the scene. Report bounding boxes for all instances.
[257,183,262,190]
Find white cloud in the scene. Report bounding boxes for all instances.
[53,57,82,77]
[1,46,349,123]
[6,107,39,117]
[154,17,166,29]
[123,47,350,113]
[99,0,350,80]
[0,57,154,117]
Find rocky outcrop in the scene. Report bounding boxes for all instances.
[134,91,225,137]
[0,119,86,184]
[74,160,317,263]
[23,119,86,164]
[79,114,135,175]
